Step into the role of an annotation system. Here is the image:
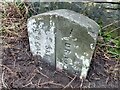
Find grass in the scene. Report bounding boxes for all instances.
[1,1,28,36]
[97,20,120,60]
[1,1,119,60]
[1,1,119,88]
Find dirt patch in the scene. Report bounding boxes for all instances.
[1,2,119,89]
[1,32,119,88]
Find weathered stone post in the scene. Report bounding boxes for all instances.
[27,9,100,79]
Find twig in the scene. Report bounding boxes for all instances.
[97,47,110,59]
[4,29,19,36]
[105,27,120,35]
[28,73,36,82]
[22,82,33,87]
[114,36,120,40]
[48,82,64,87]
[65,73,73,79]
[24,49,31,58]
[79,78,84,88]
[35,68,49,79]
[103,53,110,60]
[102,20,120,30]
[2,42,12,48]
[39,80,64,87]
[39,81,53,86]
[11,53,16,68]
[25,71,36,82]
[0,64,16,75]
[88,82,91,88]
[1,71,8,88]
[63,75,77,89]
[108,51,120,56]
[106,77,109,84]
[98,44,118,48]
[37,78,41,87]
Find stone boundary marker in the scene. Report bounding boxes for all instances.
[27,9,100,79]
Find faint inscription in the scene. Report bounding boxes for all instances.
[27,9,100,78]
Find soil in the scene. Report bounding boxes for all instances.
[1,29,119,89]
[1,2,119,89]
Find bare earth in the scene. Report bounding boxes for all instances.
[2,34,119,88]
[1,2,119,88]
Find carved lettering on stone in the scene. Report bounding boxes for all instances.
[27,9,100,79]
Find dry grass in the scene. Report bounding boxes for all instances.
[1,2,119,88]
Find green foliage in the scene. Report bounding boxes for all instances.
[98,22,120,59]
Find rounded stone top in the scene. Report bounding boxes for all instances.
[28,9,100,40]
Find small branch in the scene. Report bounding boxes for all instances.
[4,29,19,37]
[97,47,110,58]
[99,44,118,48]
[63,75,77,89]
[65,73,73,79]
[79,78,84,88]
[0,64,16,75]
[39,81,64,87]
[37,78,41,87]
[35,68,49,79]
[11,53,16,68]
[48,82,64,87]
[22,82,33,87]
[39,81,53,86]
[105,27,120,35]
[106,77,109,84]
[102,20,120,30]
[114,36,120,40]
[1,71,8,88]
[28,73,36,82]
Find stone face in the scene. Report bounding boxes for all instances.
[27,9,100,79]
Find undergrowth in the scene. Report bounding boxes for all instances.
[0,1,119,88]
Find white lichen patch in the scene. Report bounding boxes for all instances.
[75,53,80,59]
[56,61,63,70]
[38,26,46,57]
[61,37,70,41]
[45,21,55,56]
[84,52,89,57]
[90,43,95,50]
[72,38,77,41]
[27,18,55,58]
[80,58,90,79]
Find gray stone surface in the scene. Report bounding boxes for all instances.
[27,9,100,78]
